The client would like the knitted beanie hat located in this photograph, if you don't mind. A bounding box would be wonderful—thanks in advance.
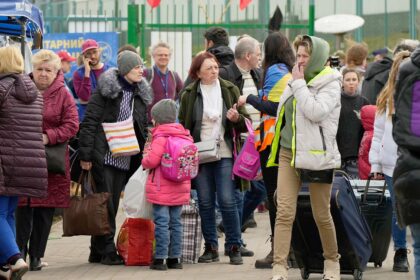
[117,50,143,76]
[151,99,177,124]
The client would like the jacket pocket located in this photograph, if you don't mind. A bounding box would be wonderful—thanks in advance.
[319,126,326,152]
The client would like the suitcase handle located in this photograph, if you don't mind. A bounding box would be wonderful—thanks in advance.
[362,175,386,204]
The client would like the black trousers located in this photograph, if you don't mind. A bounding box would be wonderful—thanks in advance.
[15,206,55,258]
[90,165,127,255]
[259,148,278,236]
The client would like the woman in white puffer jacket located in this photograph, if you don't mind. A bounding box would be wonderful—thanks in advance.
[369,50,411,273]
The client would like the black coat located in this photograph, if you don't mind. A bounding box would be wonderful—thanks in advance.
[79,68,153,181]
[219,62,262,93]
[392,47,420,226]
[361,57,392,104]
[393,149,420,226]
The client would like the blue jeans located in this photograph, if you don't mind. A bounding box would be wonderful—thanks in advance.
[153,204,183,259]
[193,158,241,248]
[385,175,407,249]
[0,196,19,265]
[242,180,267,224]
[411,223,420,280]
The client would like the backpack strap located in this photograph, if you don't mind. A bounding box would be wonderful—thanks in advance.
[144,68,154,84]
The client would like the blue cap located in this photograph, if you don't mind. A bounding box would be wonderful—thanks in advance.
[372,48,388,56]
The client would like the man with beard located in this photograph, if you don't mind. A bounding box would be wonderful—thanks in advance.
[73,39,110,121]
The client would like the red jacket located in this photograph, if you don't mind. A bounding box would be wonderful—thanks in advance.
[20,71,79,208]
[358,105,376,179]
[141,123,191,206]
[0,74,48,198]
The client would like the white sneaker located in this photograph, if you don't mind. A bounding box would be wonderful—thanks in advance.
[9,258,29,280]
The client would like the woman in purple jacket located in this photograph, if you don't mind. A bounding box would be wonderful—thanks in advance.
[0,46,48,280]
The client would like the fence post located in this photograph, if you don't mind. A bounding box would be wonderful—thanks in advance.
[355,0,363,42]
[140,5,146,61]
[409,0,417,39]
[127,4,140,50]
[308,0,315,35]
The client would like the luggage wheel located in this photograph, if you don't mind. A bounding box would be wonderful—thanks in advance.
[353,269,363,280]
[300,268,309,280]
[374,262,382,268]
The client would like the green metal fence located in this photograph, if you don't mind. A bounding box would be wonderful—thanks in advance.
[126,2,314,79]
[37,0,420,63]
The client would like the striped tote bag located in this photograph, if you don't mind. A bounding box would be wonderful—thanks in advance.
[102,116,140,157]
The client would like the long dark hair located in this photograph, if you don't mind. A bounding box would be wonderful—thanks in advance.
[262,31,295,84]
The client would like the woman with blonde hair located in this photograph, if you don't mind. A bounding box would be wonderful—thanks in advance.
[369,50,412,273]
[15,49,79,272]
[0,46,47,280]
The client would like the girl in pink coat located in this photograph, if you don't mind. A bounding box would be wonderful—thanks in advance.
[141,99,192,271]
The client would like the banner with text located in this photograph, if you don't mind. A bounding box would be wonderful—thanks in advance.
[43,32,119,76]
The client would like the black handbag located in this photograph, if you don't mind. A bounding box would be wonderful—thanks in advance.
[45,142,67,175]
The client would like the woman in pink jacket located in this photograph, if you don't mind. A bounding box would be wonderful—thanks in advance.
[141,99,192,271]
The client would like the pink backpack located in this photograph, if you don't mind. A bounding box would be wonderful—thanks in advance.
[160,136,199,182]
[233,119,260,180]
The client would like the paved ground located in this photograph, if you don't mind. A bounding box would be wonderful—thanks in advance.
[24,207,415,280]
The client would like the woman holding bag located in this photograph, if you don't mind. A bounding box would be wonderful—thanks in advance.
[16,50,79,272]
[178,51,250,265]
[78,51,152,265]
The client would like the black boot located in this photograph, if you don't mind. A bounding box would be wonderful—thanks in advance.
[150,259,167,271]
[198,244,219,263]
[228,245,243,265]
[167,258,183,269]
[393,248,409,272]
[100,252,124,265]
[241,213,257,232]
[255,236,273,269]
[88,247,102,263]
[29,256,42,271]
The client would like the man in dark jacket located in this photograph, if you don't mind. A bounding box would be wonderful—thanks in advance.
[184,27,234,88]
[362,39,419,105]
[218,35,263,259]
[204,27,234,67]
[393,45,420,280]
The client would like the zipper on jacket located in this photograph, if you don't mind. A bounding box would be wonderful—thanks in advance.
[319,126,327,152]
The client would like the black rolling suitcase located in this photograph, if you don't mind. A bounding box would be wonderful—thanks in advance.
[291,173,372,280]
[351,178,392,267]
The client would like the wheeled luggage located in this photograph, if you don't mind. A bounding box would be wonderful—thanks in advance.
[181,199,202,263]
[292,173,372,280]
[351,179,392,267]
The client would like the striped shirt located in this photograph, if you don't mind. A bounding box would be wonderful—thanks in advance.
[104,89,134,170]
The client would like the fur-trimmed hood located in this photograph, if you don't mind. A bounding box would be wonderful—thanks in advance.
[97,67,153,105]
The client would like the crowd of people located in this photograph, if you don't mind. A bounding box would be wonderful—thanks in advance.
[0,25,420,280]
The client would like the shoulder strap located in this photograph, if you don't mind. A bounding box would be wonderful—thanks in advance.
[144,68,154,83]
[170,70,177,91]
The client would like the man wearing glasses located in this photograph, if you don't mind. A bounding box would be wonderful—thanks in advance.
[73,39,110,121]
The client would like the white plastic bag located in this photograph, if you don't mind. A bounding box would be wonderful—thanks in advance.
[122,165,153,219]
